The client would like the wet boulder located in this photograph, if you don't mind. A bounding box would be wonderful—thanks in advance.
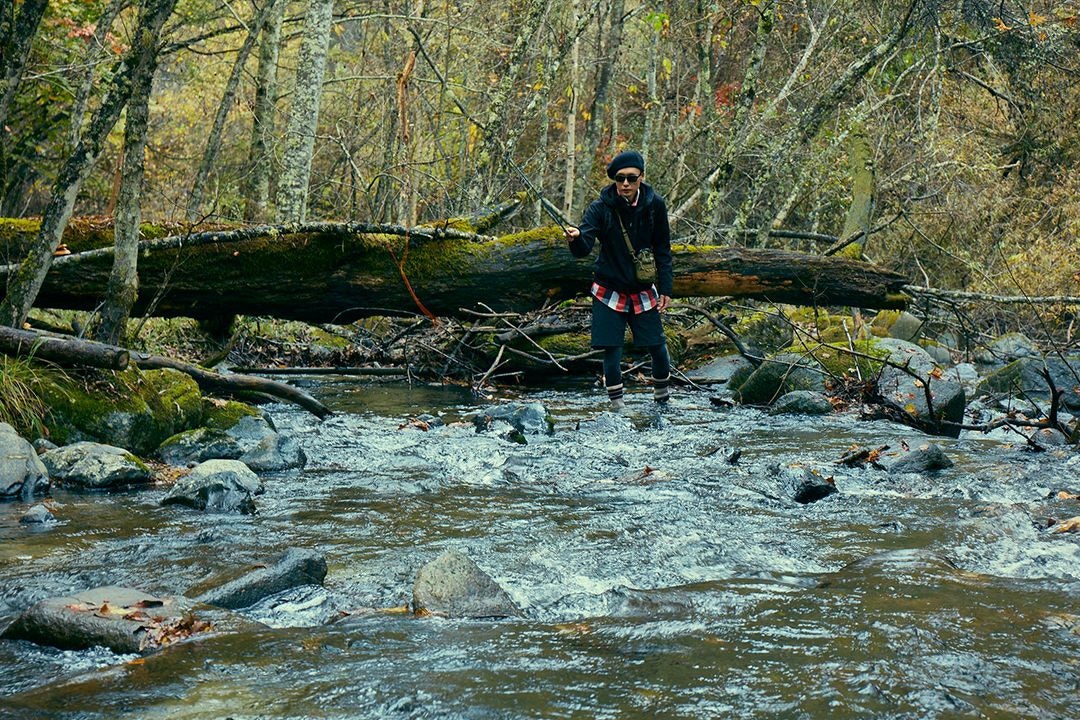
[871,309,924,342]
[0,585,239,655]
[974,332,1040,368]
[160,459,263,514]
[19,503,57,525]
[470,402,554,437]
[188,548,328,610]
[779,465,839,504]
[731,352,827,405]
[0,422,50,501]
[155,427,243,467]
[975,355,1080,410]
[882,443,954,474]
[769,390,834,416]
[413,550,521,619]
[874,339,965,438]
[40,442,153,491]
[690,354,755,385]
[225,414,306,472]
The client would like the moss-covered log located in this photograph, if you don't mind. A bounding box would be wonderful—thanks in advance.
[1,218,909,323]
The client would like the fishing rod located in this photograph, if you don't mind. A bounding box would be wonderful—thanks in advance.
[504,155,573,234]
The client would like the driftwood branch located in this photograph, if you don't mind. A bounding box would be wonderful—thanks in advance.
[0,325,330,419]
[132,353,332,419]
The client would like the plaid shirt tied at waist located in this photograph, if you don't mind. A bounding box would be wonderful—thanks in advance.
[591,281,659,314]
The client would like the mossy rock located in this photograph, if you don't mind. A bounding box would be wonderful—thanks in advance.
[870,310,924,342]
[799,339,889,379]
[732,309,793,355]
[203,400,261,431]
[732,352,828,405]
[41,368,204,455]
[785,307,857,348]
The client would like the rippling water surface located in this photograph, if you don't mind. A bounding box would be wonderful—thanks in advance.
[1,380,1078,719]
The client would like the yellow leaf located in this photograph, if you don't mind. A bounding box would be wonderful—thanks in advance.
[1028,12,1047,26]
[993,17,1012,31]
[1052,516,1080,533]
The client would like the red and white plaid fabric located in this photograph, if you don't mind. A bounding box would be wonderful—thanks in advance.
[591,281,658,315]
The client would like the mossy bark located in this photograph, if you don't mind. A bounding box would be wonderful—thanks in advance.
[1,219,910,323]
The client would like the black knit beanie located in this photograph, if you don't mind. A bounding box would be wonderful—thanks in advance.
[606,150,645,179]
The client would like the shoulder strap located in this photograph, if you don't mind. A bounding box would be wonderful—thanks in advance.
[614,212,637,256]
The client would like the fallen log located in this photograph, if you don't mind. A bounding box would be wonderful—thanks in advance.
[0,325,330,418]
[1,219,910,323]
[0,325,129,370]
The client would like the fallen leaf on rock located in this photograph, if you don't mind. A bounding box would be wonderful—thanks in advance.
[1057,491,1079,501]
[1052,516,1080,533]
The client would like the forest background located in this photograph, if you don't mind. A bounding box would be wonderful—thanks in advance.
[1,0,1079,341]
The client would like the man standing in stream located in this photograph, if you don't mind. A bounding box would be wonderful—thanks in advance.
[565,150,674,410]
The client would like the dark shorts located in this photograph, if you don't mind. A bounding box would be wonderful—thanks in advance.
[591,298,665,348]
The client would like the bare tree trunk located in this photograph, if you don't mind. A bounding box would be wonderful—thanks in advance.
[0,0,178,329]
[187,0,281,222]
[0,0,47,130]
[242,0,285,222]
[0,0,49,201]
[475,0,549,202]
[573,0,625,211]
[836,121,875,254]
[96,36,160,345]
[274,0,335,224]
[562,3,580,215]
[67,0,129,150]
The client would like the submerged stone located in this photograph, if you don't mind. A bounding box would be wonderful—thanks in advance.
[769,390,834,416]
[470,402,554,436]
[189,548,328,610]
[413,550,521,619]
[19,503,56,525]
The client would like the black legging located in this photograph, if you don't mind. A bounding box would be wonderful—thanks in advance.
[603,344,671,388]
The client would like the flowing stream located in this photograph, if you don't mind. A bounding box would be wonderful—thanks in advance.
[1,380,1079,719]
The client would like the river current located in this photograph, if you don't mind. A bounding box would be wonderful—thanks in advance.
[1,380,1078,719]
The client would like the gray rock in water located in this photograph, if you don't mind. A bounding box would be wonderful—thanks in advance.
[2,586,196,654]
[471,402,553,436]
[974,332,1040,368]
[732,352,827,405]
[883,443,954,474]
[19,503,57,525]
[160,459,263,514]
[779,466,839,504]
[240,433,307,472]
[226,415,306,471]
[690,354,755,385]
[41,442,153,490]
[769,390,834,416]
[156,427,243,466]
[0,423,50,501]
[189,548,328,610]
[976,355,1080,410]
[874,339,965,438]
[413,550,521,618]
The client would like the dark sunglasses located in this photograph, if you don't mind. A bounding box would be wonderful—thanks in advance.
[614,173,641,184]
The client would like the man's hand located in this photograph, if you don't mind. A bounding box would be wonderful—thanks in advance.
[658,294,671,312]
[565,226,580,242]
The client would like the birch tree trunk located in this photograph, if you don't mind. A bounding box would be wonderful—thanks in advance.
[274,0,335,225]
[243,0,285,222]
[67,0,128,150]
[0,0,49,201]
[573,0,625,211]
[96,35,159,345]
[0,0,178,329]
[562,2,579,215]
[187,0,281,222]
